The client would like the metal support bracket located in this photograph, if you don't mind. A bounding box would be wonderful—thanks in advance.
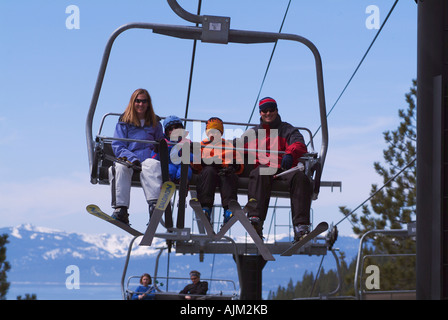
[167,0,230,44]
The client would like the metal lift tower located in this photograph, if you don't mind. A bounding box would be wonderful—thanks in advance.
[416,0,448,300]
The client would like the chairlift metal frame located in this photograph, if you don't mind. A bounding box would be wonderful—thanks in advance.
[86,0,329,184]
[86,0,336,300]
[354,227,416,300]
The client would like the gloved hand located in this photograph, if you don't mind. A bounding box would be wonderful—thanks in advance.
[281,154,293,170]
[218,164,240,176]
[132,160,142,172]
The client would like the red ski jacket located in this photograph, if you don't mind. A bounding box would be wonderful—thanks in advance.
[236,115,307,168]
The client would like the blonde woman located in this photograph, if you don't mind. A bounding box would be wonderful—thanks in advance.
[109,89,164,225]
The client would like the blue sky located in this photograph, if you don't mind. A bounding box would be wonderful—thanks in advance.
[0,0,417,238]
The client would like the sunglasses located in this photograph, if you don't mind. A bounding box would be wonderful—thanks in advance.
[260,108,277,114]
[135,98,148,104]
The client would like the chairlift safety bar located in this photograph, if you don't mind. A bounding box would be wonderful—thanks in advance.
[95,112,317,154]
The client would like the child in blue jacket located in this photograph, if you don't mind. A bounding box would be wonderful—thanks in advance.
[151,115,193,183]
[131,273,156,300]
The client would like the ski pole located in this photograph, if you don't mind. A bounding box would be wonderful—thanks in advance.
[273,162,304,179]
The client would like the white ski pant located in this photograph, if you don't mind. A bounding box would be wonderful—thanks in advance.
[109,158,162,208]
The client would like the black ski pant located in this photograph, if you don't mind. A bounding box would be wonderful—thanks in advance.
[247,165,312,226]
[196,165,238,210]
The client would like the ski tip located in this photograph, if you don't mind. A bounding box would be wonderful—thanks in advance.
[320,221,329,230]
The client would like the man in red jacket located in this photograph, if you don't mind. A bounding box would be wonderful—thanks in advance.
[240,97,312,242]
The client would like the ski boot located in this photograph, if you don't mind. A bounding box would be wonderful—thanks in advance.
[248,216,263,239]
[202,207,212,223]
[293,224,310,243]
[147,200,157,225]
[223,209,233,224]
[111,206,130,225]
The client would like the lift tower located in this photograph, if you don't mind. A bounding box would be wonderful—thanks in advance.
[416,0,448,300]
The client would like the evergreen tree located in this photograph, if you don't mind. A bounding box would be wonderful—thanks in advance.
[0,234,11,300]
[16,294,37,300]
[339,79,416,237]
[269,80,417,299]
[339,79,417,292]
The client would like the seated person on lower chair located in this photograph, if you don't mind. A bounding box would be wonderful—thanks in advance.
[179,270,208,300]
[191,117,244,225]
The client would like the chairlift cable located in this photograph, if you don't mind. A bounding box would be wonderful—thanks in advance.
[311,0,399,141]
[183,0,202,127]
[246,0,293,128]
[334,157,415,228]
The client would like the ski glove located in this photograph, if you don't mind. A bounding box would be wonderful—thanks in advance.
[281,154,293,170]
[132,160,142,172]
[218,164,240,176]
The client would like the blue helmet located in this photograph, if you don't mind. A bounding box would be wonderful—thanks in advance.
[163,115,183,133]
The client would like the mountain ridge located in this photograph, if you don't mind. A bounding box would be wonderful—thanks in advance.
[1,224,359,299]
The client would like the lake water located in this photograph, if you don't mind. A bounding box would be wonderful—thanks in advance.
[7,282,123,300]
[7,282,244,300]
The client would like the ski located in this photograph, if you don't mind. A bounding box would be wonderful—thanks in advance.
[86,204,143,237]
[189,198,215,236]
[176,163,190,229]
[140,181,176,246]
[280,222,329,256]
[227,200,275,261]
[215,198,257,240]
[159,138,173,229]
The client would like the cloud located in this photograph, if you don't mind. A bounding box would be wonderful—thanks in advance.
[329,116,397,142]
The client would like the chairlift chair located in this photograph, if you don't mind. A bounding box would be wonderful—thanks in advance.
[86,0,340,300]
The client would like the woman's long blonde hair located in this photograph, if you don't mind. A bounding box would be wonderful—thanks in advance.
[120,88,157,127]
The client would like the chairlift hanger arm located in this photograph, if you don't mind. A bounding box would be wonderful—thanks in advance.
[167,0,203,24]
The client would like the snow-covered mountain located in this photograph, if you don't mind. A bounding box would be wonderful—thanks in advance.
[8,223,161,259]
[1,224,359,299]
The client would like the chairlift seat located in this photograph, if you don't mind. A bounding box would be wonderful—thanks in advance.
[152,292,235,300]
